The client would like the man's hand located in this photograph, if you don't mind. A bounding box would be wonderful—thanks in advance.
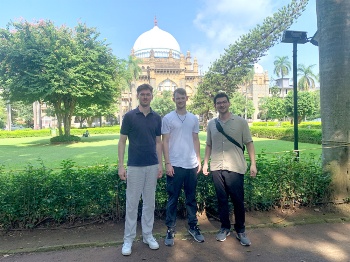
[157,164,163,179]
[118,166,126,180]
[197,161,202,174]
[250,164,257,177]
[202,163,209,176]
[165,163,174,177]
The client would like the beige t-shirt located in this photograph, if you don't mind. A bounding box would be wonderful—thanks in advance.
[206,114,252,174]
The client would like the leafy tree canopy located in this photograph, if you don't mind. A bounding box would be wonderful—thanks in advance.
[192,0,308,117]
[229,92,255,119]
[151,90,174,117]
[0,19,122,136]
[285,91,317,122]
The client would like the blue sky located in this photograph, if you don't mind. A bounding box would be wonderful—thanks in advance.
[1,0,318,84]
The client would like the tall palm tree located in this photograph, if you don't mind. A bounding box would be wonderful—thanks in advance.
[297,64,318,90]
[317,0,350,200]
[273,56,291,79]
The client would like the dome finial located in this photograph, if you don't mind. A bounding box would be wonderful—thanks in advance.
[154,16,158,26]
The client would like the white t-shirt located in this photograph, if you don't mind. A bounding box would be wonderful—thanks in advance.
[161,111,199,169]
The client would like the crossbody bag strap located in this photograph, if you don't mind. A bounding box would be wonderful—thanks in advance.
[215,118,245,153]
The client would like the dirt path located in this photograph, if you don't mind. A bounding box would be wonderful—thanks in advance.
[2,223,350,262]
[1,205,350,261]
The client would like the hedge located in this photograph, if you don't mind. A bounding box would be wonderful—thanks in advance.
[0,126,121,139]
[0,153,330,229]
[250,126,322,144]
[252,121,321,129]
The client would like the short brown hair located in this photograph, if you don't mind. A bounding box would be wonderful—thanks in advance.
[173,87,186,97]
[137,84,153,95]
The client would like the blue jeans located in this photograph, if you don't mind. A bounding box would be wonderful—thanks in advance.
[211,170,245,233]
[165,166,198,229]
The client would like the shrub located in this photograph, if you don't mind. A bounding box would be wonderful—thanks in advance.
[0,126,121,139]
[250,126,322,144]
[0,154,331,229]
[50,135,81,144]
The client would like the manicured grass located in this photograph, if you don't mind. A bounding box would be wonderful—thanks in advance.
[0,133,322,171]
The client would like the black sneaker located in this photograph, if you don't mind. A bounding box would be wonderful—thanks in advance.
[188,226,205,242]
[165,228,175,246]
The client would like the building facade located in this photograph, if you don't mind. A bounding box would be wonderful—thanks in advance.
[120,18,202,116]
[237,64,270,121]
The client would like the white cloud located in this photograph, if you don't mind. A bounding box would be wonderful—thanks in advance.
[192,0,286,71]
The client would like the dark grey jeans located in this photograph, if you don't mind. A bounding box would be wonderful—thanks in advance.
[165,166,198,229]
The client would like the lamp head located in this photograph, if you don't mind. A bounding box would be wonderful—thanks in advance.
[281,30,308,44]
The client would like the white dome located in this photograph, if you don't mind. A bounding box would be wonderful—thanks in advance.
[254,63,264,74]
[133,25,181,59]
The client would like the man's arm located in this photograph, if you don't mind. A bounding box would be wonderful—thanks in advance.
[246,141,257,177]
[192,132,202,174]
[202,144,212,176]
[156,135,163,179]
[118,134,128,180]
[162,133,174,177]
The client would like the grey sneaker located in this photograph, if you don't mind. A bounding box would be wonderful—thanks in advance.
[165,228,175,246]
[236,232,251,246]
[216,228,231,241]
[188,226,205,242]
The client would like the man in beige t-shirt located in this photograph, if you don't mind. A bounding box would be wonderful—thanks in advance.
[203,92,257,246]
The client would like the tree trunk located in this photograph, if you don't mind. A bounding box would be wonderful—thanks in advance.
[317,0,350,201]
[53,103,63,136]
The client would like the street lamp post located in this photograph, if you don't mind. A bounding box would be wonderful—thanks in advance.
[281,30,308,159]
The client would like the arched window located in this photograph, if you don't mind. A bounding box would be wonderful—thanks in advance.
[158,79,177,92]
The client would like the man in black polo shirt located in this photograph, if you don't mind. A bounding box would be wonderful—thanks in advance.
[118,84,163,256]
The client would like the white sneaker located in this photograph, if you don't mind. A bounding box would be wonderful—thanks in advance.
[143,236,159,250]
[121,242,132,256]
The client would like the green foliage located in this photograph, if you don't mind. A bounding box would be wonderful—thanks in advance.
[253,121,285,127]
[0,161,121,229]
[0,101,6,129]
[252,121,321,129]
[274,56,291,78]
[0,128,51,138]
[245,153,331,210]
[259,96,286,120]
[285,91,318,122]
[0,153,331,229]
[151,90,174,117]
[9,101,34,127]
[192,0,309,112]
[0,20,122,137]
[50,135,81,144]
[250,126,322,144]
[229,92,255,118]
[0,126,121,138]
[297,64,318,90]
[299,121,321,129]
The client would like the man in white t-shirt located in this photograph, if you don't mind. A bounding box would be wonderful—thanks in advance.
[162,87,204,246]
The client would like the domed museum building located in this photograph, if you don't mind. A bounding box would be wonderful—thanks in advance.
[120,18,202,115]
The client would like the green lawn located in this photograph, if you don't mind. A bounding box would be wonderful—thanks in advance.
[0,133,322,171]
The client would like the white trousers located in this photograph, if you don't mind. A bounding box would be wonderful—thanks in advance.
[124,164,158,243]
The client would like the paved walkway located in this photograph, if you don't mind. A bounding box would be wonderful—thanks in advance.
[1,210,350,262]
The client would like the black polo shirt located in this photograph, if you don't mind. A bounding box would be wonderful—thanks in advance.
[120,107,161,166]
